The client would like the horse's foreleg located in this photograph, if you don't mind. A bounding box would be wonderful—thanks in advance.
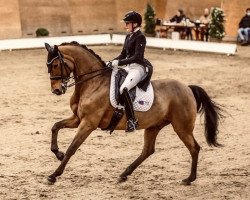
[48,119,93,184]
[51,115,80,161]
[119,127,160,182]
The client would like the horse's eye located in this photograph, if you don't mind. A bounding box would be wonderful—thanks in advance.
[53,64,58,68]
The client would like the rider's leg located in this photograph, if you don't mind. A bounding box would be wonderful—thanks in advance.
[119,66,145,94]
[122,87,138,132]
[119,66,145,132]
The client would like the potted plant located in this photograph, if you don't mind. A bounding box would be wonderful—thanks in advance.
[208,7,225,42]
[144,3,156,37]
[36,28,49,37]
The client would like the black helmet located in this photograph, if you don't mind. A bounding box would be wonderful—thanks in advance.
[122,11,142,26]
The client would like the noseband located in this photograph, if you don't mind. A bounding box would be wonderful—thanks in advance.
[47,50,111,89]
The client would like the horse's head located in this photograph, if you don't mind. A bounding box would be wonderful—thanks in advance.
[45,43,75,95]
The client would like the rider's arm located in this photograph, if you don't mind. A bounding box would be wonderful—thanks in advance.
[114,47,126,60]
[118,35,146,66]
[114,35,129,60]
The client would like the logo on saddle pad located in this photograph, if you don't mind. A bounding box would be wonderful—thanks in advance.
[138,100,150,106]
[110,69,154,112]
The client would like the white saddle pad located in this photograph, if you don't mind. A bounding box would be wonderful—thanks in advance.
[109,69,154,112]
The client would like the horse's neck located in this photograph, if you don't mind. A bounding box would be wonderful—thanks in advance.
[69,48,109,93]
[72,49,103,76]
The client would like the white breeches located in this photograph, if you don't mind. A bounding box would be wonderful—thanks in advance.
[119,63,146,94]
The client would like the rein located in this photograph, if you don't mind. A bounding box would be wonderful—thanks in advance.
[66,66,111,88]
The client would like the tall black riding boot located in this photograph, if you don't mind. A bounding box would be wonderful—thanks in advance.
[122,88,138,132]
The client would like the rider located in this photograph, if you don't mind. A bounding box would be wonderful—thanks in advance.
[110,11,153,132]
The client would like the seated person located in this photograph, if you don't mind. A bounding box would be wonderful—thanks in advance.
[238,8,250,45]
[194,8,211,41]
[184,17,193,40]
[170,9,186,39]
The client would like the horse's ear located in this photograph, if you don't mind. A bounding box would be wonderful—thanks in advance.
[45,43,52,52]
[54,45,59,52]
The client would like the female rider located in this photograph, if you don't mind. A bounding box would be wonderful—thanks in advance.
[110,11,153,132]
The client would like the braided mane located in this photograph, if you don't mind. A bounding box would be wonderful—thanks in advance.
[60,41,106,67]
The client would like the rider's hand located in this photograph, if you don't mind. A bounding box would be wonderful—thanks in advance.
[111,60,119,67]
[106,61,112,68]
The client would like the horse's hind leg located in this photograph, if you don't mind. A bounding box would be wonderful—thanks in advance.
[174,127,201,185]
[181,134,200,185]
[119,126,161,182]
[51,115,80,160]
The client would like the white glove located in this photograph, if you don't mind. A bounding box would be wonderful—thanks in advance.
[111,60,119,67]
[106,61,112,68]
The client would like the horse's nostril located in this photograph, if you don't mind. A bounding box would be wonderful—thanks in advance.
[53,89,62,95]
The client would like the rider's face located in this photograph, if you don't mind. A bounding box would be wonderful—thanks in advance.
[124,22,138,32]
[125,22,133,32]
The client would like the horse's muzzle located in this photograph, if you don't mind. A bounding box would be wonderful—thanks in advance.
[51,83,67,95]
[52,89,63,95]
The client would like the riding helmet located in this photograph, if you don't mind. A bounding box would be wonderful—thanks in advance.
[122,11,142,26]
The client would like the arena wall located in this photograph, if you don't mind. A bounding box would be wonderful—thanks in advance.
[0,0,249,40]
[19,0,72,37]
[0,1,21,39]
[69,0,117,35]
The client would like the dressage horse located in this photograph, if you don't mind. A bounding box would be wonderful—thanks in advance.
[45,42,223,185]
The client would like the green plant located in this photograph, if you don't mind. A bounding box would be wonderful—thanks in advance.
[36,28,49,37]
[208,7,225,39]
[144,3,156,35]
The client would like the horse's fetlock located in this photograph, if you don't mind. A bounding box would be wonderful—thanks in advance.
[51,147,59,153]
[144,149,155,156]
[150,149,155,155]
[51,125,59,132]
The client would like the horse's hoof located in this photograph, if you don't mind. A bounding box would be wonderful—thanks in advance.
[56,151,65,161]
[181,179,191,186]
[117,176,127,183]
[47,175,56,185]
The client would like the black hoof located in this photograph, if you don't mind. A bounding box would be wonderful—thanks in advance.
[117,176,127,183]
[56,151,65,161]
[181,179,191,186]
[47,175,56,184]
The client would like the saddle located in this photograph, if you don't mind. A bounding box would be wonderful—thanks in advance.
[115,61,153,105]
[103,66,154,134]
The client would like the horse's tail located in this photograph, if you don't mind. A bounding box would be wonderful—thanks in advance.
[189,85,223,147]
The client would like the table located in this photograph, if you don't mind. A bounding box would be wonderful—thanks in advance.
[156,22,194,39]
[156,22,206,40]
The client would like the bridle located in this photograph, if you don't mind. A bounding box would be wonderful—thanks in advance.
[46,50,111,90]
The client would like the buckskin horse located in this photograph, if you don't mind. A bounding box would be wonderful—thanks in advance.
[45,42,223,185]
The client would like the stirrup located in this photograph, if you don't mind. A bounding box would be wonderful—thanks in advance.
[125,119,138,132]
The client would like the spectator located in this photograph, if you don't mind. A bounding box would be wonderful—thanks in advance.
[170,9,185,23]
[194,8,211,41]
[170,9,186,39]
[184,17,193,40]
[238,8,250,45]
